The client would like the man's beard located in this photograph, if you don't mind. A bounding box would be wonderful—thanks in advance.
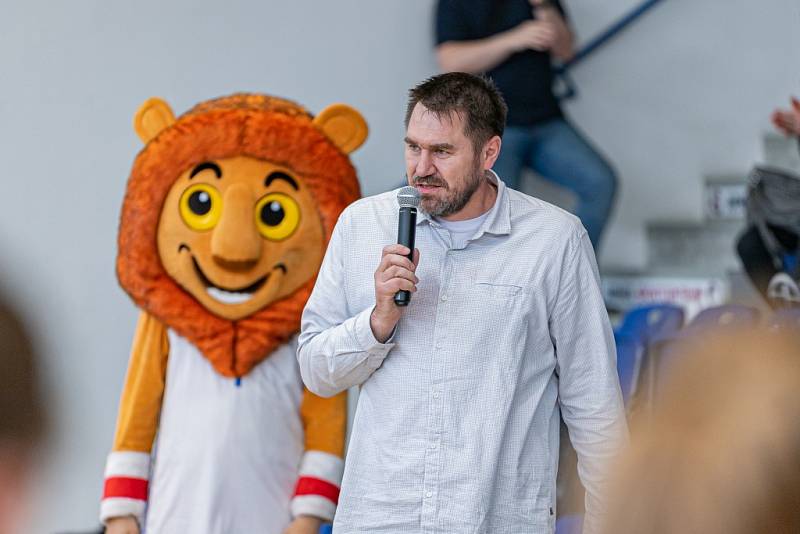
[413,164,485,218]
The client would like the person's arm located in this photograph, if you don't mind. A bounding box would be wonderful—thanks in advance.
[437,26,545,74]
[102,311,169,534]
[436,0,574,72]
[435,0,552,73]
[297,211,418,398]
[550,228,628,534]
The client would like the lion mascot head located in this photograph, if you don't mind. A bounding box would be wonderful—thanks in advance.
[117,93,365,377]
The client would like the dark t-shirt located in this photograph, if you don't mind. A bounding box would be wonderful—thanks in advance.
[436,0,566,126]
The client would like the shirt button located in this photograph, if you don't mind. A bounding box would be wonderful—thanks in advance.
[433,391,440,399]
[430,443,438,449]
[440,295,448,302]
[426,491,433,498]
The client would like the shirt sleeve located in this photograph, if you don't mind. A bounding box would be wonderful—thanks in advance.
[100,311,169,526]
[435,0,473,44]
[550,228,628,534]
[297,210,396,398]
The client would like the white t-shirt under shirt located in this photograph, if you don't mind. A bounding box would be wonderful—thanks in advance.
[432,210,490,249]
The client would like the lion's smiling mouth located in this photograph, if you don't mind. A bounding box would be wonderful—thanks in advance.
[179,244,286,305]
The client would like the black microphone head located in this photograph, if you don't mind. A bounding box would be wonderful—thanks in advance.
[397,186,420,209]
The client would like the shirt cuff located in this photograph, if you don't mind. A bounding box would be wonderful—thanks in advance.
[354,306,396,369]
[100,451,150,525]
[291,450,344,521]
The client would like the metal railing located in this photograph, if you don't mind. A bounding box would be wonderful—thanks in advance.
[556,0,668,100]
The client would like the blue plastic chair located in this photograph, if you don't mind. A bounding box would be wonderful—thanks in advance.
[615,303,684,344]
[319,524,333,534]
[615,332,644,407]
[615,304,684,409]
[555,514,583,534]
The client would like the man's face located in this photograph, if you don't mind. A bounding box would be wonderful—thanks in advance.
[404,103,484,218]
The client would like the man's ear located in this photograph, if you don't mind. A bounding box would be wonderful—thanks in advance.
[313,104,368,154]
[133,97,176,143]
[483,135,502,170]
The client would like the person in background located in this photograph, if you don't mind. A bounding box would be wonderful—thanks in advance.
[771,96,800,141]
[435,0,618,249]
[0,294,45,534]
[600,330,800,534]
[736,96,800,306]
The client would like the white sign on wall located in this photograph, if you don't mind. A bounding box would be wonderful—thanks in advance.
[602,275,730,320]
[705,182,747,220]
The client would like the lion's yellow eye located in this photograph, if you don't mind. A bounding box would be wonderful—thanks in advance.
[179,184,222,231]
[255,193,300,241]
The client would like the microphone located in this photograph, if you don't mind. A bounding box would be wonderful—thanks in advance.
[394,186,420,306]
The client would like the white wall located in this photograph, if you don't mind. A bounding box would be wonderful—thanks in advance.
[1,1,798,531]
[563,0,800,269]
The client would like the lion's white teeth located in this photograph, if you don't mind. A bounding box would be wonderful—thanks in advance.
[206,287,253,304]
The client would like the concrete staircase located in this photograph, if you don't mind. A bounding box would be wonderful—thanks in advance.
[603,133,800,318]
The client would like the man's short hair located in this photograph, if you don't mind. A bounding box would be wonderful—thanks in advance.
[405,72,508,153]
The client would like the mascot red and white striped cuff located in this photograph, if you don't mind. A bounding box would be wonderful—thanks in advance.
[100,451,150,525]
[291,450,344,521]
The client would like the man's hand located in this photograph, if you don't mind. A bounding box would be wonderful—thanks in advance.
[771,97,800,137]
[371,244,420,343]
[529,0,575,61]
[504,20,557,53]
[282,515,323,534]
[105,516,140,534]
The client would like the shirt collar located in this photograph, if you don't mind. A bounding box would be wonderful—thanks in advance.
[416,170,511,237]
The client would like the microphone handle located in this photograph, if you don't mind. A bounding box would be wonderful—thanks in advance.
[394,207,417,306]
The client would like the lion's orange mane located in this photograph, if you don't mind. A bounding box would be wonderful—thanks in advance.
[117,94,361,377]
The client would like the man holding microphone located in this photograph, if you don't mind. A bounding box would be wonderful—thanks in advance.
[298,72,626,533]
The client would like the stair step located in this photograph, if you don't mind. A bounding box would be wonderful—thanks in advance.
[646,220,746,276]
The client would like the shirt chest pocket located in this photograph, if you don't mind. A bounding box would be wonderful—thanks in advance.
[450,278,529,338]
[443,278,533,383]
[474,280,524,298]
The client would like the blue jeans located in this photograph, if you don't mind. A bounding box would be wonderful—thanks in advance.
[493,118,617,249]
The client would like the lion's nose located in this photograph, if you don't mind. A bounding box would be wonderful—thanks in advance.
[211,183,261,270]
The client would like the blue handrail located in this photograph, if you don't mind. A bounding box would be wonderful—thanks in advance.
[556,0,668,99]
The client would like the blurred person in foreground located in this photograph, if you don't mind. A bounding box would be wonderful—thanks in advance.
[601,329,800,534]
[435,0,618,249]
[0,294,45,534]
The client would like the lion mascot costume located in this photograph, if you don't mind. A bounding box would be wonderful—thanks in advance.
[99,94,366,533]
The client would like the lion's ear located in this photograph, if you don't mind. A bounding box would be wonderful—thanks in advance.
[312,104,368,154]
[133,97,176,143]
